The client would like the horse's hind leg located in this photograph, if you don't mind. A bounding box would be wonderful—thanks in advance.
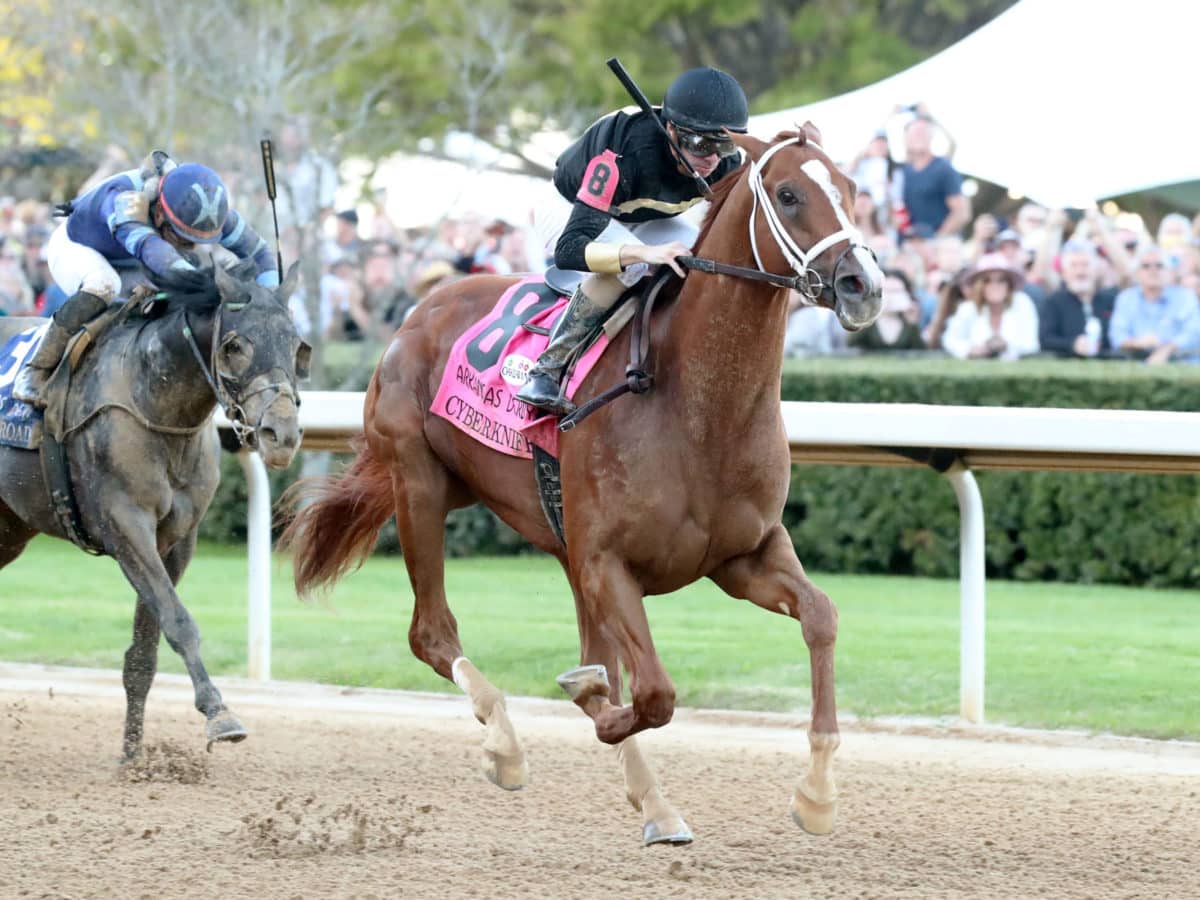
[390,445,528,790]
[558,585,692,845]
[708,524,840,835]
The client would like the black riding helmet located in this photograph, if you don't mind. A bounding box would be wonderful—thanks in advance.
[662,67,749,135]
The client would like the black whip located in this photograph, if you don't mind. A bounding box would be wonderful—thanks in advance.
[605,57,713,200]
[260,138,284,275]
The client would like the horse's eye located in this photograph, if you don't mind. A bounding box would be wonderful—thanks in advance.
[221,336,252,374]
[778,187,800,207]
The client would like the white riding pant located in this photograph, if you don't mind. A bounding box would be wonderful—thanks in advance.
[532,194,700,293]
[46,222,151,302]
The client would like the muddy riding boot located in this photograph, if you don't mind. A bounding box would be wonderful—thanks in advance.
[12,290,109,408]
[516,287,610,416]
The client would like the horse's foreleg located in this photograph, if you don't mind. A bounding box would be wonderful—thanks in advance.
[391,450,528,790]
[709,525,840,836]
[162,533,245,746]
[571,556,675,745]
[559,584,692,845]
[110,521,240,750]
[120,598,160,761]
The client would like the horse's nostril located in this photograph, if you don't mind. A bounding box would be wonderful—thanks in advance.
[836,275,865,298]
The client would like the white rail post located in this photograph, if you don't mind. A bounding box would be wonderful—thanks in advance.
[945,462,985,723]
[239,449,272,682]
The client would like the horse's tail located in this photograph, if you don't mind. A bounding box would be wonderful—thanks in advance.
[277,438,394,599]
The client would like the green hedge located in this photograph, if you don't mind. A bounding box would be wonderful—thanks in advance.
[203,355,1200,587]
[781,357,1200,587]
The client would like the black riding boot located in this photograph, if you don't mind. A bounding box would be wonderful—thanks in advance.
[12,290,109,408]
[516,287,610,416]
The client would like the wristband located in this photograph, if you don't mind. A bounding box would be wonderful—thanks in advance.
[584,242,624,274]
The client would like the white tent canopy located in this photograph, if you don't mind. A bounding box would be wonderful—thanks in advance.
[748,0,1199,208]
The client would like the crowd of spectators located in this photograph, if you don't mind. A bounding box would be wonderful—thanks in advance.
[284,205,541,344]
[787,104,1200,364]
[0,198,68,318]
[4,109,1200,366]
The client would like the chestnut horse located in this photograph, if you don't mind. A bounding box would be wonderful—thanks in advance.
[282,127,883,844]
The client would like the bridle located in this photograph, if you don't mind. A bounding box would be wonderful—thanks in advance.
[181,300,297,447]
[746,137,870,305]
[679,137,873,306]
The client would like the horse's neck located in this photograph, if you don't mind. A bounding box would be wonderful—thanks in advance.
[130,309,220,428]
[662,188,789,430]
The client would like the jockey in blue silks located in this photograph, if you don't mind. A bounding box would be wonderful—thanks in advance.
[13,151,279,407]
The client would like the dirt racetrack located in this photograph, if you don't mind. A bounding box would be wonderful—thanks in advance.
[1,662,1197,899]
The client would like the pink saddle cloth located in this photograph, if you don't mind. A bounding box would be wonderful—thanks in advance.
[431,276,611,459]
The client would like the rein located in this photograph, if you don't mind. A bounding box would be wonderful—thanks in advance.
[679,255,810,292]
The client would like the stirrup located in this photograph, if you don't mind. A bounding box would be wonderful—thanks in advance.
[517,371,575,415]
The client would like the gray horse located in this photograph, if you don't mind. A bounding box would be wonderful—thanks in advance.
[0,260,307,759]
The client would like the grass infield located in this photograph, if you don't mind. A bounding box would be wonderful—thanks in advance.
[1,537,1196,739]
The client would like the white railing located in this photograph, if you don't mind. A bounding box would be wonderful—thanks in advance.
[218,394,1200,724]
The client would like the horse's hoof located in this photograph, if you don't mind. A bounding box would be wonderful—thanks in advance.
[643,818,694,846]
[791,789,836,835]
[204,710,248,749]
[482,750,529,791]
[555,664,609,702]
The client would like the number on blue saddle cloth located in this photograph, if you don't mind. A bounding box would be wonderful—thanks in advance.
[0,324,49,449]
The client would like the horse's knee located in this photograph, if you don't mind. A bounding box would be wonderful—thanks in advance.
[634,679,675,729]
[163,610,199,648]
[798,588,838,648]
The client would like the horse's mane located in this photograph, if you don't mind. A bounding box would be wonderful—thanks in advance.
[152,258,260,314]
[693,164,747,250]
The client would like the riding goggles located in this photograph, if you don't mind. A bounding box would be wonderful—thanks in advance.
[674,126,739,160]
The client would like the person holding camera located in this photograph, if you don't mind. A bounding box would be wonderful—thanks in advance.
[893,104,969,239]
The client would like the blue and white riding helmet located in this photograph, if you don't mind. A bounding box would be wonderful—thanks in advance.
[158,163,229,244]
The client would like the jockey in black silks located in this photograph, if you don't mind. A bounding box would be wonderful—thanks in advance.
[13,152,278,408]
[516,66,749,416]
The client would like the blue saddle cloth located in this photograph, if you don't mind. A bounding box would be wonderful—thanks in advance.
[0,324,49,450]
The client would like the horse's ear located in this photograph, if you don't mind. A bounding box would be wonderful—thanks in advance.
[275,262,301,308]
[798,120,823,147]
[295,340,312,381]
[730,132,770,163]
[213,262,241,303]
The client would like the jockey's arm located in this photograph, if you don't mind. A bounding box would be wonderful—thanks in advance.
[108,190,199,282]
[219,210,280,287]
[554,201,621,273]
[555,202,689,279]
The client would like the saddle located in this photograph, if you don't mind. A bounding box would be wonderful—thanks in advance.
[32,299,135,555]
[530,267,678,546]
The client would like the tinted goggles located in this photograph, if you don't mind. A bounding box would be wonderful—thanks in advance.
[674,127,739,159]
